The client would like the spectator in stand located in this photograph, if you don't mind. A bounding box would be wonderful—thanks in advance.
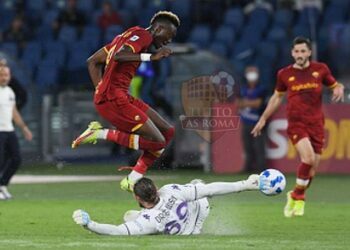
[3,16,31,49]
[98,1,123,31]
[53,0,87,36]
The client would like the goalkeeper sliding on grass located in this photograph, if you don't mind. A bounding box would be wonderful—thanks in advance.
[72,175,268,235]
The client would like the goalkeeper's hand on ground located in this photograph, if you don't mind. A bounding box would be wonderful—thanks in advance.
[72,209,91,226]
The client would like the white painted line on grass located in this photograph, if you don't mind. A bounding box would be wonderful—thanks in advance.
[10,175,174,184]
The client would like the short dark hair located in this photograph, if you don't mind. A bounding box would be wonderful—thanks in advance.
[150,11,180,28]
[134,177,158,203]
[293,36,312,50]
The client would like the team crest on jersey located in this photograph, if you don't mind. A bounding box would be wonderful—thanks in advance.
[134,115,141,121]
[288,76,295,82]
[312,71,319,78]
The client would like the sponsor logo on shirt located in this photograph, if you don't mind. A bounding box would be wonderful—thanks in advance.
[291,82,318,91]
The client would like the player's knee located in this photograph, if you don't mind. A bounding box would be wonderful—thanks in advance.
[302,152,315,165]
[154,134,166,145]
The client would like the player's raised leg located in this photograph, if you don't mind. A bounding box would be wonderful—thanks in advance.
[122,108,175,191]
[284,137,316,217]
[71,97,168,153]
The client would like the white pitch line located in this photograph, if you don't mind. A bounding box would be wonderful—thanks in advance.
[10,175,174,184]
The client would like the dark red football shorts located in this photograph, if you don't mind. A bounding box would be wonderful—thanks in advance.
[287,121,325,154]
[94,92,149,133]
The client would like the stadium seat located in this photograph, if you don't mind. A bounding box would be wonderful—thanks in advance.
[77,0,96,15]
[36,24,55,41]
[42,41,66,66]
[277,43,294,68]
[81,25,101,50]
[322,5,347,27]
[210,42,229,58]
[223,8,244,33]
[146,0,167,10]
[248,7,271,32]
[58,25,78,44]
[213,25,236,49]
[122,0,143,11]
[232,40,255,65]
[169,0,191,20]
[339,25,350,55]
[42,10,59,26]
[266,26,287,46]
[297,7,320,26]
[0,9,15,30]
[104,25,124,44]
[292,25,311,38]
[239,25,262,48]
[188,25,212,49]
[0,42,18,58]
[35,63,59,89]
[230,58,246,75]
[21,42,42,69]
[256,41,278,62]
[67,42,91,71]
[27,0,46,12]
[273,9,293,29]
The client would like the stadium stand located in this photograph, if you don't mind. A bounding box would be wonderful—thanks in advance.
[0,0,349,94]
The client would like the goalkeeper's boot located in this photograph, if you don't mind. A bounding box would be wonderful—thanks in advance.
[120,177,135,192]
[293,200,305,216]
[284,191,296,218]
[72,121,103,148]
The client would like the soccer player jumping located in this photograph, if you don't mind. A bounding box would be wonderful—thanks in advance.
[251,37,344,217]
[72,11,180,191]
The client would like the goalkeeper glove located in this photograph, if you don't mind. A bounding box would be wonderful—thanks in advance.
[72,209,91,226]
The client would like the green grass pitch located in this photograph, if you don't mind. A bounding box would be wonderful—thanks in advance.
[1,166,350,250]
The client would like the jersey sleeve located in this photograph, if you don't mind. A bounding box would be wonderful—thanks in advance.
[275,69,287,94]
[124,29,153,53]
[159,184,198,202]
[123,213,159,235]
[103,37,117,54]
[321,63,337,88]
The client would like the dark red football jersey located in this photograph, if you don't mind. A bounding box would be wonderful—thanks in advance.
[95,26,153,103]
[275,61,337,123]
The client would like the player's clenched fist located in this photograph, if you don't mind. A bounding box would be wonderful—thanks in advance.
[151,47,172,61]
[72,209,91,226]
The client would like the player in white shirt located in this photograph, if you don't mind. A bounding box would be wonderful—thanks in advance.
[72,174,268,235]
[0,65,32,200]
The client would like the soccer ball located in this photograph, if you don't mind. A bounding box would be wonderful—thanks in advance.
[259,169,286,196]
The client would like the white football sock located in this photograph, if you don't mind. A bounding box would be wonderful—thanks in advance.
[96,129,108,139]
[128,170,143,183]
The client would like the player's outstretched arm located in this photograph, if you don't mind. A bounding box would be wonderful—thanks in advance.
[72,209,157,236]
[251,91,284,137]
[114,46,172,63]
[194,175,268,200]
[87,48,108,88]
[73,209,132,235]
